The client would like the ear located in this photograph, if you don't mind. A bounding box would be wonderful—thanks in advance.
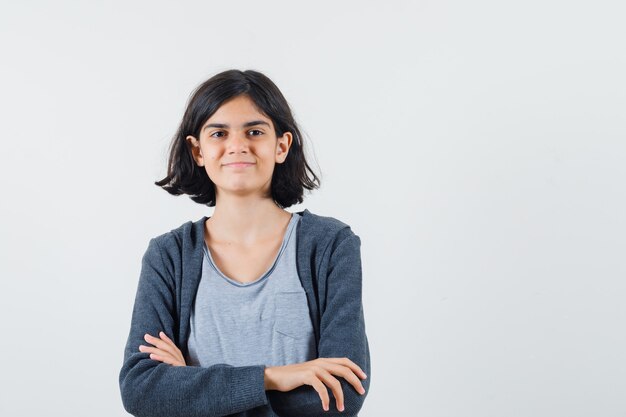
[186,135,204,166]
[275,132,293,164]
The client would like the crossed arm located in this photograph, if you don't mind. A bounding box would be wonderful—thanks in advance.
[119,234,370,417]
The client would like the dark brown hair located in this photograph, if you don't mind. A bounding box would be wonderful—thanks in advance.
[155,69,320,208]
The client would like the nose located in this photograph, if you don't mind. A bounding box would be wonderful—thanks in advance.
[226,131,249,154]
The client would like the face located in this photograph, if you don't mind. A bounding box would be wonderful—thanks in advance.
[186,94,293,200]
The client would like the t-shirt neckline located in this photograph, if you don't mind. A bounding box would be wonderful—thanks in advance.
[202,212,300,287]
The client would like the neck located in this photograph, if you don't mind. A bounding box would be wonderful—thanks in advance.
[206,194,291,245]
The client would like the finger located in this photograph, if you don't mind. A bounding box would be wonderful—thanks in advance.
[139,346,183,366]
[149,353,175,365]
[139,345,173,360]
[315,358,367,392]
[159,331,175,345]
[317,369,344,412]
[144,333,178,358]
[157,332,185,362]
[324,357,367,379]
[308,375,330,412]
[324,363,366,395]
[156,332,185,364]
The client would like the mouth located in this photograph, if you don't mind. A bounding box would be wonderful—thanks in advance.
[223,162,255,168]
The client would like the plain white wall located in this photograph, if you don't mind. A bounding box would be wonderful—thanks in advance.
[1,0,625,416]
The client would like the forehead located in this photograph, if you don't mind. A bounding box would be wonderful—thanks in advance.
[206,95,270,123]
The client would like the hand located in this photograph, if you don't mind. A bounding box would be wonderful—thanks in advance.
[138,331,187,367]
[264,358,367,412]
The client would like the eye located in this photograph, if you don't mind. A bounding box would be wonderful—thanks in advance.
[249,129,263,136]
[210,131,225,138]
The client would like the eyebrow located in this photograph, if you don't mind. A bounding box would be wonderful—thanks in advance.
[202,120,270,131]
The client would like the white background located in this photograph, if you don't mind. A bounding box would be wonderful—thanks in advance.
[1,1,625,416]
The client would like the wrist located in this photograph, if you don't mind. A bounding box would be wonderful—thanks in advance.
[264,366,274,391]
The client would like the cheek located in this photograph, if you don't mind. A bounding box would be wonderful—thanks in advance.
[203,148,220,161]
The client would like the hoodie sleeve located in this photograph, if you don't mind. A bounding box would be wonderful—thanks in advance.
[118,238,269,417]
[267,232,371,417]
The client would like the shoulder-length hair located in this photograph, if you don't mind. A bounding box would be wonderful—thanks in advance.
[155,69,321,208]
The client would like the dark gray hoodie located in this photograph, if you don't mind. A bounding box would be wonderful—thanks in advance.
[119,208,371,417]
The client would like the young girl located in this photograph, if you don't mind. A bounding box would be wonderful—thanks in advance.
[119,69,371,417]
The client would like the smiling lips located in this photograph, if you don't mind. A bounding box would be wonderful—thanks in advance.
[224,162,255,168]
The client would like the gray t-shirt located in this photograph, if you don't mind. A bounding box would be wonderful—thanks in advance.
[187,212,317,368]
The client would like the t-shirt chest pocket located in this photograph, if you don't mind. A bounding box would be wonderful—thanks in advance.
[273,291,314,339]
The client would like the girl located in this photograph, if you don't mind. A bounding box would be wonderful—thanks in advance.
[119,69,371,417]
